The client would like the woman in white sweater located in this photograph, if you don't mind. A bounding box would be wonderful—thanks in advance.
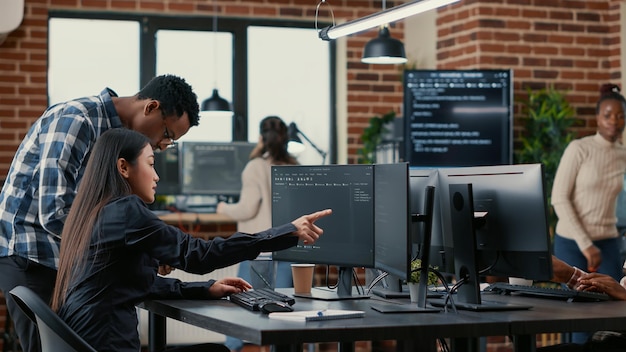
[217,116,298,352]
[551,84,626,344]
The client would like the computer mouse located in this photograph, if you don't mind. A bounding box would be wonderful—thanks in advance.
[259,301,294,314]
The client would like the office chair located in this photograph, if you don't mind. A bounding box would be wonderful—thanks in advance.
[8,286,97,352]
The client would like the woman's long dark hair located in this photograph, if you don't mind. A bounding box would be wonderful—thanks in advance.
[51,128,151,311]
[250,116,297,165]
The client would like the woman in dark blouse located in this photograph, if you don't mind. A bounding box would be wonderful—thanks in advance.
[49,128,331,352]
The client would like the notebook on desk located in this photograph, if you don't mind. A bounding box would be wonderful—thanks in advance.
[268,309,365,321]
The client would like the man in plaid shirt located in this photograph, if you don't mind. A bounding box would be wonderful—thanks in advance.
[0,74,200,352]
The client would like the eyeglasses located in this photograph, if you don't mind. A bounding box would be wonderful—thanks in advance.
[162,125,177,149]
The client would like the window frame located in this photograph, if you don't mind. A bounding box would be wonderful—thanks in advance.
[48,10,337,163]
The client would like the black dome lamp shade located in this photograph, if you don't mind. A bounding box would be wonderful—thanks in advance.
[361,26,407,65]
[201,88,231,113]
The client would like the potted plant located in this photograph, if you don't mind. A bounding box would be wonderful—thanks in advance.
[407,258,439,302]
[515,85,576,234]
[357,111,396,164]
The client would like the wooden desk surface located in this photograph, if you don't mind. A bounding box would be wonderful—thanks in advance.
[158,212,235,225]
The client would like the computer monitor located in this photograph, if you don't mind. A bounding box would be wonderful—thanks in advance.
[180,141,256,197]
[154,146,181,196]
[435,163,552,311]
[373,163,411,281]
[371,168,443,298]
[271,163,410,301]
[408,168,455,275]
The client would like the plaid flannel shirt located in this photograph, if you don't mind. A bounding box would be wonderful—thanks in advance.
[0,88,123,269]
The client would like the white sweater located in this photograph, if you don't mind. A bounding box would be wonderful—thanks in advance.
[551,133,626,251]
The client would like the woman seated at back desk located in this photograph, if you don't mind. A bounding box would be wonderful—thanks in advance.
[49,128,332,352]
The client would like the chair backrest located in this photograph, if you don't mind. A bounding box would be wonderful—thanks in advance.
[9,286,97,352]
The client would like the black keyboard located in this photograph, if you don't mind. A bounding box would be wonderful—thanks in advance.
[484,282,610,302]
[229,288,296,311]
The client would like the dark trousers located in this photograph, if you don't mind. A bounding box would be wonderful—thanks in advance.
[0,256,57,352]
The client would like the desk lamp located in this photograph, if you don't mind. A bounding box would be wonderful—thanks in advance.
[287,122,328,165]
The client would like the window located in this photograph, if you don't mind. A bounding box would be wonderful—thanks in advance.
[156,30,233,143]
[48,18,140,104]
[47,13,335,163]
[248,26,331,165]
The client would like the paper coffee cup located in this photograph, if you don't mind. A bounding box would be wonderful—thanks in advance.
[291,264,315,294]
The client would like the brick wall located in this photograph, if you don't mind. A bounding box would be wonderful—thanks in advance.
[0,1,622,351]
[0,0,407,173]
[2,0,621,171]
[437,0,622,141]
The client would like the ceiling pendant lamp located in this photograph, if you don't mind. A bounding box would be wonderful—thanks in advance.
[318,0,460,41]
[361,25,407,64]
[201,0,232,115]
[201,88,231,112]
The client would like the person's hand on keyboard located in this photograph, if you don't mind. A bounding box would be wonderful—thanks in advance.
[578,272,626,301]
[290,209,332,244]
[208,277,252,298]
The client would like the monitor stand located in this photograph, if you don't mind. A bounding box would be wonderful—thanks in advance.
[428,297,531,312]
[371,286,443,300]
[293,267,370,301]
[438,183,532,312]
[370,186,441,314]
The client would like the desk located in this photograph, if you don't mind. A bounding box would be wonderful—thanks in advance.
[479,293,626,351]
[157,212,236,239]
[140,290,626,352]
[140,290,510,352]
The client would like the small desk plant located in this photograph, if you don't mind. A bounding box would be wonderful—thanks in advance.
[407,258,439,302]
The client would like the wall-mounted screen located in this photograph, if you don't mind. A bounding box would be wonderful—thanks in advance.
[403,69,512,167]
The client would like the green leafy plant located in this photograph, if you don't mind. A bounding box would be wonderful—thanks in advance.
[515,86,576,232]
[408,258,439,285]
[357,111,396,164]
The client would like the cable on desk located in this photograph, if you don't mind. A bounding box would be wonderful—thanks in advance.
[436,253,499,313]
[324,265,338,290]
[365,270,389,295]
[250,264,272,288]
[321,266,366,295]
[432,268,458,314]
[352,268,366,295]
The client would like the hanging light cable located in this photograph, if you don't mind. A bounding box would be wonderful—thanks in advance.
[201,0,232,115]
